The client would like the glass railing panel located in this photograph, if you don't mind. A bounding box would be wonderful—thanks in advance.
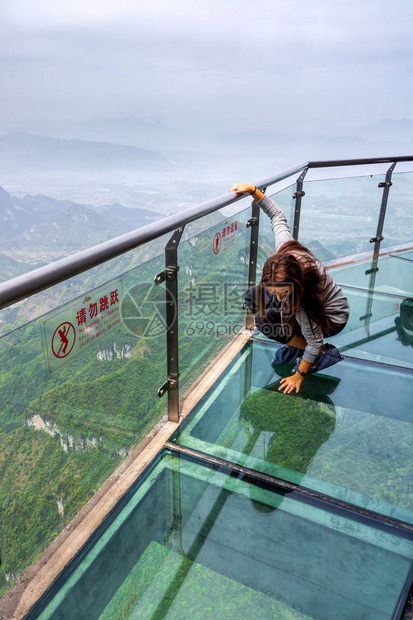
[327,287,413,369]
[0,234,170,336]
[255,184,295,314]
[177,208,250,394]
[330,255,413,297]
[242,254,413,350]
[250,284,409,351]
[296,175,385,261]
[174,340,413,525]
[392,250,413,261]
[0,251,168,593]
[259,184,295,260]
[31,450,413,620]
[383,172,413,247]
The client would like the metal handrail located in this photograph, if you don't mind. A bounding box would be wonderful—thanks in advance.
[0,162,307,310]
[1,155,412,310]
[308,155,413,168]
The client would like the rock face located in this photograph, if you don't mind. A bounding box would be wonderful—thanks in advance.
[96,342,132,361]
[57,496,65,518]
[26,414,102,453]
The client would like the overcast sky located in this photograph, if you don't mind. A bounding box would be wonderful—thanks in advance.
[1,0,413,135]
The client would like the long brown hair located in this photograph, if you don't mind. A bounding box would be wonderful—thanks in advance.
[257,240,330,334]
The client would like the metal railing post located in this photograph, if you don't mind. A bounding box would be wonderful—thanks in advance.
[292,168,308,240]
[370,162,397,255]
[246,192,264,289]
[155,227,184,423]
[363,162,397,333]
[245,189,265,332]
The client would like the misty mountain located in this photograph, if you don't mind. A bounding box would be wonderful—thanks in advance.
[0,133,170,173]
[220,130,321,145]
[219,129,368,162]
[325,118,413,143]
[221,118,413,156]
[0,185,162,250]
[362,119,413,143]
[0,186,81,236]
[0,252,31,282]
[75,117,173,149]
[0,186,85,242]
[96,203,166,229]
[25,204,131,249]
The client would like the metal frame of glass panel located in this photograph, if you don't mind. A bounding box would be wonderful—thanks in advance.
[24,446,413,620]
[1,154,413,618]
[1,156,412,423]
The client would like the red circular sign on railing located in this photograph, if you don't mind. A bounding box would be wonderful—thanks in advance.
[52,322,76,358]
[213,232,222,255]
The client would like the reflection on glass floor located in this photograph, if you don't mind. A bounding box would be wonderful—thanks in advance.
[328,254,413,369]
[331,254,413,297]
[174,339,413,525]
[26,251,413,619]
[327,288,413,369]
[33,452,413,620]
[252,254,413,369]
[331,314,413,369]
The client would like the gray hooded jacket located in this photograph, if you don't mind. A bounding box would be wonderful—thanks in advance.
[256,193,350,363]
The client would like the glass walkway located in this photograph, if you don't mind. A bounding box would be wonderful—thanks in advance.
[30,451,413,620]
[0,158,412,619]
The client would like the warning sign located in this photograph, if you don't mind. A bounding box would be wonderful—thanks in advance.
[41,279,123,373]
[52,322,76,358]
[211,219,239,259]
[213,232,222,255]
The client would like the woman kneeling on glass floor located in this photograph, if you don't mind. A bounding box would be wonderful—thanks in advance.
[229,184,350,395]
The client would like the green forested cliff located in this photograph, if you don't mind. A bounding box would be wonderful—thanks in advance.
[0,214,249,591]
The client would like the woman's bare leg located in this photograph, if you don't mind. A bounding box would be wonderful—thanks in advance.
[286,334,307,349]
[286,334,326,353]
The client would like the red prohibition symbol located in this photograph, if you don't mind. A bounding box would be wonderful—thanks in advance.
[213,232,222,255]
[52,322,76,358]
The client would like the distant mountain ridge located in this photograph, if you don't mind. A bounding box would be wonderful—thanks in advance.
[222,118,413,148]
[0,133,169,173]
[0,185,163,252]
[364,119,413,140]
[76,117,172,149]
[0,252,31,282]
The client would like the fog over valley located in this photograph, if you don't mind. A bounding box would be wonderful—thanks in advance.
[1,0,412,281]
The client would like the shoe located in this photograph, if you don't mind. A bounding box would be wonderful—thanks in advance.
[395,316,413,346]
[271,345,302,367]
[292,343,343,374]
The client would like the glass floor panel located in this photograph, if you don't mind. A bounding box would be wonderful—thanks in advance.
[31,451,413,620]
[330,255,413,297]
[174,340,413,525]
